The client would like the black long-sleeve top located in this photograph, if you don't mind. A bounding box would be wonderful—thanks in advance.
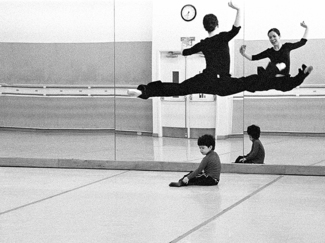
[182,25,241,76]
[252,38,307,75]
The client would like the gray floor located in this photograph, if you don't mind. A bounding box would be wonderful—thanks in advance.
[1,131,325,242]
[1,167,325,243]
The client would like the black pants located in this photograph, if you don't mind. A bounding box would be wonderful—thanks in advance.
[137,72,246,99]
[136,68,309,99]
[180,172,219,186]
[244,70,308,93]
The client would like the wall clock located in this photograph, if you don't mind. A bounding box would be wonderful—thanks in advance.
[181,4,197,22]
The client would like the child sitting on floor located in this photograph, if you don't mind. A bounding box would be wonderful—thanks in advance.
[235,124,265,164]
[169,134,221,187]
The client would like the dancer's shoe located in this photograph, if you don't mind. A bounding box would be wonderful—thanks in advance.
[304,66,313,75]
[127,89,142,97]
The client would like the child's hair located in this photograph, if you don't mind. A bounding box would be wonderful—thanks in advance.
[203,14,218,32]
[198,134,215,150]
[247,125,261,139]
[267,28,281,37]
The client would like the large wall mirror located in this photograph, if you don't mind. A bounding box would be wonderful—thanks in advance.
[242,0,325,168]
[115,0,325,171]
[0,0,323,173]
[0,0,116,163]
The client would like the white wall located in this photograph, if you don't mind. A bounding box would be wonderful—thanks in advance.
[2,0,321,43]
[115,0,152,42]
[0,0,152,43]
[244,0,325,40]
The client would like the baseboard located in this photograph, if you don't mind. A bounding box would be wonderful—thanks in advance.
[1,157,325,176]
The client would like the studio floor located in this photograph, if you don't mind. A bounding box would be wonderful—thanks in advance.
[1,130,325,242]
[1,167,325,243]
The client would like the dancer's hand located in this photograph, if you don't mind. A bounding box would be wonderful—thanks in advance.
[300,21,307,28]
[240,45,246,55]
[228,1,239,10]
[301,21,309,39]
[240,45,253,60]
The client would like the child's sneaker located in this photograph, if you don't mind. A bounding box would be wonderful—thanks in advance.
[169,181,186,187]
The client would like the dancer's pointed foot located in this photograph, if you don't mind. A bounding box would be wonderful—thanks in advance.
[127,89,142,97]
[304,66,313,75]
[299,64,311,75]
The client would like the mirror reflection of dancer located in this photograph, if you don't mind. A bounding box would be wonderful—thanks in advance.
[240,22,313,92]
[128,1,249,99]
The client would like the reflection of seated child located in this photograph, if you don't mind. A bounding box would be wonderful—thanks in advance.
[169,134,221,187]
[235,125,265,164]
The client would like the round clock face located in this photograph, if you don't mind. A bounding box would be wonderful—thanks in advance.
[181,4,197,22]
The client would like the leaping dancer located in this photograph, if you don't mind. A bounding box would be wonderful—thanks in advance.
[127,3,313,99]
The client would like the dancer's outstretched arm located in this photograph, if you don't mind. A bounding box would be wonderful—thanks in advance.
[239,45,252,61]
[301,21,309,39]
[228,1,241,27]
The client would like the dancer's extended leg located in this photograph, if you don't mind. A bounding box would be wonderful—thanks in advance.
[243,64,313,93]
[127,64,312,98]
[127,73,210,99]
[127,72,248,99]
[274,64,313,92]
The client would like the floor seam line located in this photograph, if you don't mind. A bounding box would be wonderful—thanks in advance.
[170,175,284,243]
[0,170,129,216]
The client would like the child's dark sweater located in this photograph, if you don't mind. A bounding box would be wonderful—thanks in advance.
[245,139,265,164]
[187,150,221,181]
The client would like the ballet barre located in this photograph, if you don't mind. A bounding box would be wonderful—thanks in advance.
[0,84,134,97]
